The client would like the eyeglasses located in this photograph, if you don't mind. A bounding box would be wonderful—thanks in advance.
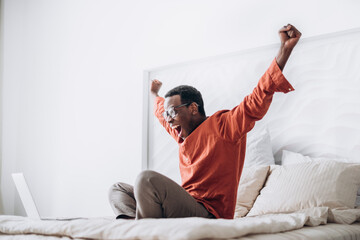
[163,102,192,120]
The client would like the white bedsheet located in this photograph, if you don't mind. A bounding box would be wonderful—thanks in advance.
[0,208,359,240]
[238,223,360,240]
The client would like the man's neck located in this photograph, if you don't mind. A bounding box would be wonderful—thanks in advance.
[189,115,208,135]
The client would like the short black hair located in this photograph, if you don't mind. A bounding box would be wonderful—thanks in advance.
[165,85,206,116]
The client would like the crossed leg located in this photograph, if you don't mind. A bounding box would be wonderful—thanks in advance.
[108,170,214,219]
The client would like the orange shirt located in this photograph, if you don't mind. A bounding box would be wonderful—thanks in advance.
[154,58,294,219]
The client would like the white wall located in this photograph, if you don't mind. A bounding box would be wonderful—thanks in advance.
[1,0,360,217]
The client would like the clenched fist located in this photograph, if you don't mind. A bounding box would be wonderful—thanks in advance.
[150,79,162,97]
[279,24,302,51]
[276,24,301,71]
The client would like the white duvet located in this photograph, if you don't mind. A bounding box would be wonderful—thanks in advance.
[0,207,359,240]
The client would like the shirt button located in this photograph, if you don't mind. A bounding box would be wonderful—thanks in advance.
[288,88,292,91]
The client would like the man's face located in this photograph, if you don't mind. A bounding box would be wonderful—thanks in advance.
[164,95,193,139]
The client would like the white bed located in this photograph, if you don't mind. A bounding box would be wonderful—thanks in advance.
[2,29,360,239]
[0,209,359,240]
[2,160,360,239]
[239,223,360,240]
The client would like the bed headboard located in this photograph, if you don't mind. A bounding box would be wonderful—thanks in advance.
[142,28,360,184]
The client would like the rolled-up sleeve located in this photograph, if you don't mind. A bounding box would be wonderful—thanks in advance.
[218,58,294,141]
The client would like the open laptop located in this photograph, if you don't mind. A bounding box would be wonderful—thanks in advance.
[12,173,85,221]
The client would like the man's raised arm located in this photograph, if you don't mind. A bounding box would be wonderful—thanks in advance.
[218,24,301,141]
[151,79,181,142]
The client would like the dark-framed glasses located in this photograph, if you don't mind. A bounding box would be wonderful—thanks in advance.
[163,102,192,119]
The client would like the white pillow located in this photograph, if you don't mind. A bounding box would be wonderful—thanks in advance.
[234,165,269,218]
[282,150,360,202]
[247,161,360,217]
[281,150,352,165]
[244,128,274,168]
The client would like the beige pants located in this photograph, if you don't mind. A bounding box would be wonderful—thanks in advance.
[108,170,214,219]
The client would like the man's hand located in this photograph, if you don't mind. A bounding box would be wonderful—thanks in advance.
[279,24,302,51]
[276,24,302,71]
[150,79,162,97]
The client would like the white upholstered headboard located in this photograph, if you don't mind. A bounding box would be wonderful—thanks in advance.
[142,28,360,184]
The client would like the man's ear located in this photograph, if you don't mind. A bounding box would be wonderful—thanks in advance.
[190,102,199,115]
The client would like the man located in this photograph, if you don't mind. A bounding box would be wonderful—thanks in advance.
[109,24,301,219]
